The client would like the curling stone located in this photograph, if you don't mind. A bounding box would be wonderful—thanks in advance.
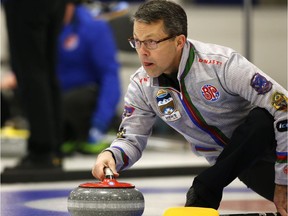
[67,168,145,216]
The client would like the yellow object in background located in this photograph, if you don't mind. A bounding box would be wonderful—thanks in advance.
[0,126,29,139]
[163,207,219,216]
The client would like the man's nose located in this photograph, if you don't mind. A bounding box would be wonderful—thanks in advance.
[137,43,149,56]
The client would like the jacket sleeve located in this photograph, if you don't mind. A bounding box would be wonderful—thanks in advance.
[224,52,288,185]
[105,73,157,172]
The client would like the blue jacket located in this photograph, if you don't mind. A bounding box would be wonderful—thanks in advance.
[57,5,121,133]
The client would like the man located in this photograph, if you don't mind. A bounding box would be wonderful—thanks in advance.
[92,0,287,214]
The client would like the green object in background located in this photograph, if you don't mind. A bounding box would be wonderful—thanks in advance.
[61,140,110,155]
[78,141,110,154]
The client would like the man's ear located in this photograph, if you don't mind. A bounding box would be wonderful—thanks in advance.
[176,35,186,48]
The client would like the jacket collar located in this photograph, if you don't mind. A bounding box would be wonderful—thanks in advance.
[151,40,194,88]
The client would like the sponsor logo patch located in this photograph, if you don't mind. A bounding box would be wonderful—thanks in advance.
[201,84,220,102]
[117,128,126,138]
[276,119,288,132]
[250,73,272,95]
[139,76,150,85]
[156,89,181,121]
[123,106,135,118]
[198,58,222,66]
[271,92,288,111]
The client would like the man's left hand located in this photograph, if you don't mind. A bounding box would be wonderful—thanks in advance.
[274,184,288,216]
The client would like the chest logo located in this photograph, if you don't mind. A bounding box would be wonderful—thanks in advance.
[156,89,181,121]
[201,84,220,102]
[63,34,79,50]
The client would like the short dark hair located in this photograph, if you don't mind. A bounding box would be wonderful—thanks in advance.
[132,0,188,37]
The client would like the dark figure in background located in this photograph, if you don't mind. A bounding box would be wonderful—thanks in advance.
[3,0,66,170]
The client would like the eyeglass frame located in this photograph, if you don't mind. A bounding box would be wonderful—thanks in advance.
[128,35,177,50]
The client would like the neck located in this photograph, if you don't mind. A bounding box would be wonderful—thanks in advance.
[160,72,180,91]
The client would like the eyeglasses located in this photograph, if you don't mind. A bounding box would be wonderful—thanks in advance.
[128,35,176,50]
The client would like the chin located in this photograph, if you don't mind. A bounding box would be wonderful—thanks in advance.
[144,69,160,78]
[146,71,161,78]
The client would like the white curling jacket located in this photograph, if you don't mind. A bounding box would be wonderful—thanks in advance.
[106,39,288,185]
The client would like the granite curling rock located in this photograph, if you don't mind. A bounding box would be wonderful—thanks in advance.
[67,168,145,216]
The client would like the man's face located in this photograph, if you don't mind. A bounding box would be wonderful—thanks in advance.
[133,20,184,78]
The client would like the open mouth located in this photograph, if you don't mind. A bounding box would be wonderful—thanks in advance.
[143,62,154,67]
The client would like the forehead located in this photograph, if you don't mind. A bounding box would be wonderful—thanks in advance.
[133,20,166,39]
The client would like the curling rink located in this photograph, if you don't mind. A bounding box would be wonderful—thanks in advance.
[0,178,277,216]
[1,139,277,216]
[1,1,286,215]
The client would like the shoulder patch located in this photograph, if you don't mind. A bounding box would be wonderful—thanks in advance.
[276,119,288,132]
[271,92,287,111]
[250,73,272,95]
[122,105,135,118]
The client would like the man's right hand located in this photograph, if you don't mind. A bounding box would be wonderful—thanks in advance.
[91,151,119,181]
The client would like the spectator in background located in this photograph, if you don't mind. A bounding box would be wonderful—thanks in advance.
[58,1,121,155]
[2,0,66,170]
